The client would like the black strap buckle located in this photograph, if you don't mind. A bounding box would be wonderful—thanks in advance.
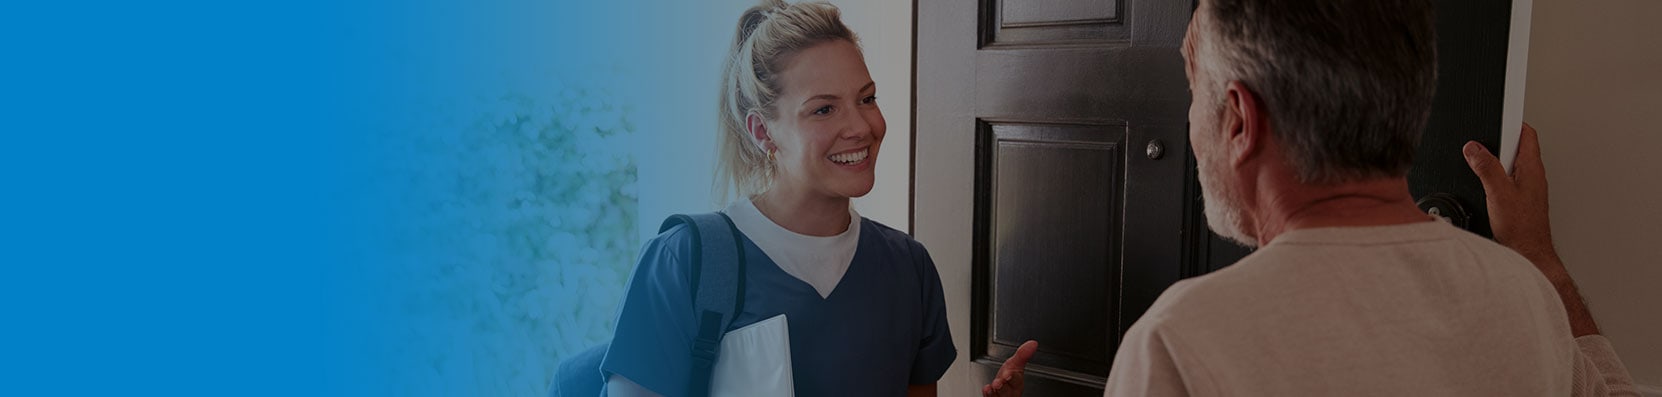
[691,310,724,365]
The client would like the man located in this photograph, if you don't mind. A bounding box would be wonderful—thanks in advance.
[982,0,1637,395]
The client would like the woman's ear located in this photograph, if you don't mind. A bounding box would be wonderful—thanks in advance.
[747,111,775,153]
[1223,81,1265,167]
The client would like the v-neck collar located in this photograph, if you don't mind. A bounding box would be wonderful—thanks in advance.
[723,199,861,299]
[734,218,870,302]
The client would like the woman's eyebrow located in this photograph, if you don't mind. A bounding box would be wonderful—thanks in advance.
[800,82,878,106]
[802,94,841,106]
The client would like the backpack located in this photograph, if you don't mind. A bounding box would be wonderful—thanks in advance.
[550,212,749,397]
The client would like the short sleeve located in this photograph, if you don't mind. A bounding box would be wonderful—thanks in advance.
[1104,319,1195,397]
[1104,281,1207,397]
[1569,335,1639,396]
[908,241,957,384]
[600,226,699,396]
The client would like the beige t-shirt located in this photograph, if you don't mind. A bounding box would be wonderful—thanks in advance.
[1104,221,1636,396]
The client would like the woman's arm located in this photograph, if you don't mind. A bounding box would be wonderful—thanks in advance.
[981,340,1038,397]
[907,383,937,397]
[606,374,663,397]
[602,226,700,397]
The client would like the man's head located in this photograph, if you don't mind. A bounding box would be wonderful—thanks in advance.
[1183,0,1439,246]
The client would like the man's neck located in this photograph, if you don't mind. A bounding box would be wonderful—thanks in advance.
[1251,176,1432,246]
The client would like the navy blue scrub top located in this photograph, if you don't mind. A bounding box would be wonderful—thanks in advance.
[601,217,956,397]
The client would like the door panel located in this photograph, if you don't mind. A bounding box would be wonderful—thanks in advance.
[978,122,1125,384]
[1000,0,1117,27]
[988,0,1128,44]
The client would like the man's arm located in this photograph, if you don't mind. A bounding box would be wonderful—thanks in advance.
[1464,123,1637,395]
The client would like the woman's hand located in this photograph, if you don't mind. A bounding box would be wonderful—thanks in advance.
[981,340,1038,397]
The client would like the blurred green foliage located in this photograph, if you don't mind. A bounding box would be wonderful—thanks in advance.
[366,84,639,396]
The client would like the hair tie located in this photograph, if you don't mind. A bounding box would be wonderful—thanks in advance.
[760,4,786,20]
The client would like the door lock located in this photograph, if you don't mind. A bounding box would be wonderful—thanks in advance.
[1146,139,1166,160]
[1415,193,1471,229]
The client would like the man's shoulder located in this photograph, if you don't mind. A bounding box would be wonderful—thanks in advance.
[1135,262,1274,327]
[1142,223,1555,326]
[1152,245,1306,304]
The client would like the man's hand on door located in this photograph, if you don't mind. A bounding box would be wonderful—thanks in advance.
[981,340,1038,397]
[1464,123,1601,337]
[1464,122,1559,265]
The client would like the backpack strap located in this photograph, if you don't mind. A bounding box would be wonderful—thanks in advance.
[658,212,746,397]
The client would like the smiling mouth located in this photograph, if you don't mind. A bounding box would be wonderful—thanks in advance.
[829,148,870,165]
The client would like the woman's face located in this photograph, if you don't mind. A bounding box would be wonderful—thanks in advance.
[759,39,885,200]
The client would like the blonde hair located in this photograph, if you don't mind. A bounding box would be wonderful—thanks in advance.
[714,0,859,204]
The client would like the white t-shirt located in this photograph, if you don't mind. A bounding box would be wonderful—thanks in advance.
[1104,221,1637,396]
[722,199,859,299]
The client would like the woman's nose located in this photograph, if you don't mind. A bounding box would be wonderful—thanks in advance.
[841,110,876,140]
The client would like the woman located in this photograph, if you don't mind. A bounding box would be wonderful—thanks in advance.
[600,1,955,396]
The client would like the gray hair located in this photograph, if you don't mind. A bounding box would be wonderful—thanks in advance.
[1194,0,1438,184]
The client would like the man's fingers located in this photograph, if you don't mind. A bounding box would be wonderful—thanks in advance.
[1518,123,1543,169]
[1515,123,1548,188]
[1463,141,1512,197]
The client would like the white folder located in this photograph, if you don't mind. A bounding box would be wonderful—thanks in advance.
[709,314,795,397]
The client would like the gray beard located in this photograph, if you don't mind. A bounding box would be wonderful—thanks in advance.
[1198,153,1259,248]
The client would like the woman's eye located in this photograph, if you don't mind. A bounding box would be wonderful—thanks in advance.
[861,95,877,104]
[813,105,833,115]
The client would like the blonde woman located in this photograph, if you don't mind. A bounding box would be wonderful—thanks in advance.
[601,1,954,396]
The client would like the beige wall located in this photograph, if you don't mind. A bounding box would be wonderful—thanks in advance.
[1523,0,1662,392]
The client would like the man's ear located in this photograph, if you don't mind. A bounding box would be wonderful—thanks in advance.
[1223,81,1266,167]
[746,111,775,153]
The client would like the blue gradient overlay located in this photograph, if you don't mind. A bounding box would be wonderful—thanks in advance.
[1,0,741,395]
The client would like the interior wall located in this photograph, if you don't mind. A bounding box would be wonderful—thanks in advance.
[1522,0,1662,392]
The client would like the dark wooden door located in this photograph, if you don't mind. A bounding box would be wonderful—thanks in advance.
[911,0,1520,394]
[1409,0,1521,237]
[913,0,1206,394]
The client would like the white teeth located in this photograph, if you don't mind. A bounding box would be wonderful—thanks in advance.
[830,149,869,164]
